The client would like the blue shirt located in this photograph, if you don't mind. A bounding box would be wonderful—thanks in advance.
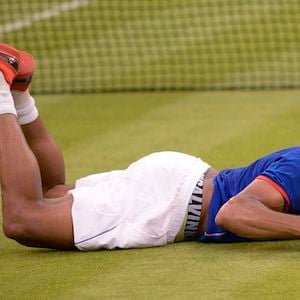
[198,147,300,243]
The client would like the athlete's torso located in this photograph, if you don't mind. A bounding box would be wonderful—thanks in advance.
[198,146,300,243]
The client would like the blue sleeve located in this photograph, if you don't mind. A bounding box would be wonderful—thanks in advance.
[259,148,300,214]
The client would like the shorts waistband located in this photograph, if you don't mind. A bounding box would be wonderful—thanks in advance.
[175,174,204,241]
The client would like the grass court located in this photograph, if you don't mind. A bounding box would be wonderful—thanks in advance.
[1,90,300,299]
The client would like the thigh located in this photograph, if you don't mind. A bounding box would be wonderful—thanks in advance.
[20,194,75,250]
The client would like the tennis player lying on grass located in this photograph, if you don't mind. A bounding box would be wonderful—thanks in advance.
[1,43,300,251]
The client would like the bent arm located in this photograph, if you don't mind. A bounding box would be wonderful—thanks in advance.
[215,179,300,240]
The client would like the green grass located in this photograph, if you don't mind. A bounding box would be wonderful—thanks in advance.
[1,90,300,299]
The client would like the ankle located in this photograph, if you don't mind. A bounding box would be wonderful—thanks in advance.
[0,72,17,116]
[11,89,38,125]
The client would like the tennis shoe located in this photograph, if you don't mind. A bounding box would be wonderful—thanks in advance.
[0,43,20,85]
[11,50,36,91]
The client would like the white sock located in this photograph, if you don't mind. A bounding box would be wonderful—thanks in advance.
[11,89,38,125]
[0,73,17,116]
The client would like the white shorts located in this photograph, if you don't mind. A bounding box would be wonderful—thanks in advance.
[70,151,210,250]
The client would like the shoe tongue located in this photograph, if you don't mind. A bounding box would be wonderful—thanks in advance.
[0,52,19,71]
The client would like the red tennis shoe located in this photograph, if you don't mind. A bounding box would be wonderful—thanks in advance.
[11,50,36,91]
[0,43,20,85]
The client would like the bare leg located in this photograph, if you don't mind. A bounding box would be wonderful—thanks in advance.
[22,117,65,188]
[21,116,73,197]
[1,114,75,249]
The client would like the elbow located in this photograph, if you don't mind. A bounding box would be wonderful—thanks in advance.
[215,198,238,228]
[215,196,258,239]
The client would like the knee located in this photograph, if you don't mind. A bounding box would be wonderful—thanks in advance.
[3,220,24,240]
[2,206,30,241]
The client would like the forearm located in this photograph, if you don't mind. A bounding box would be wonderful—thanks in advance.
[215,196,300,240]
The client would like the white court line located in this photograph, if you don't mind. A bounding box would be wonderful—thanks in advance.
[0,0,91,35]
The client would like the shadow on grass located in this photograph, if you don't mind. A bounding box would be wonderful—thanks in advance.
[198,239,300,254]
[15,239,300,258]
